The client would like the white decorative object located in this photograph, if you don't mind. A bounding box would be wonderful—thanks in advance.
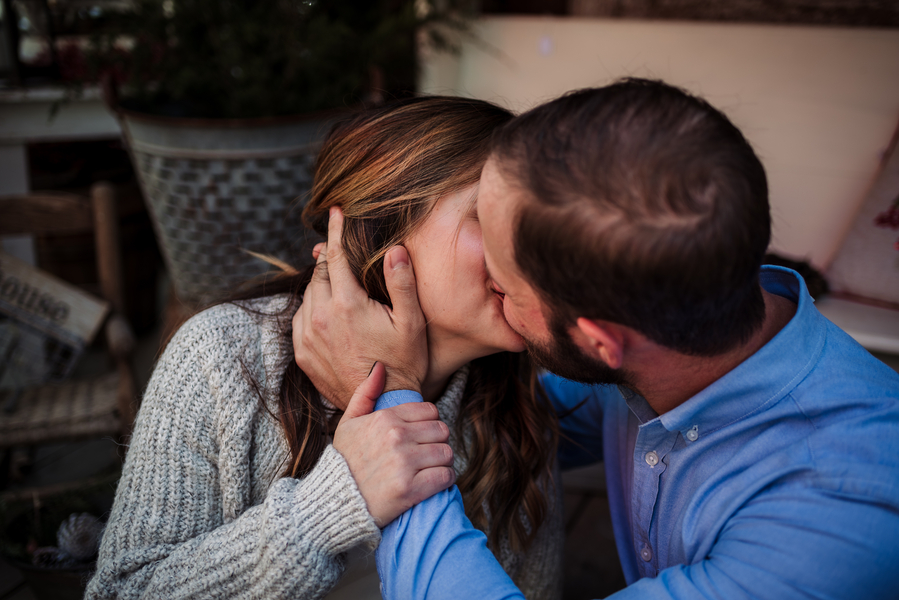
[56,513,103,561]
[827,122,899,306]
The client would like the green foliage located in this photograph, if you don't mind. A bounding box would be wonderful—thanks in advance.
[81,0,470,118]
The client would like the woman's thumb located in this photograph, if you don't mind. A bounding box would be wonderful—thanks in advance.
[342,362,387,420]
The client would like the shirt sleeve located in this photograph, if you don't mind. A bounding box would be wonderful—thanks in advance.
[606,482,899,600]
[373,391,525,600]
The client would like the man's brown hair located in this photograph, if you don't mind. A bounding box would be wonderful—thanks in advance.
[493,78,771,356]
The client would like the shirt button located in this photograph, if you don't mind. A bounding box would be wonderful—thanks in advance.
[686,425,699,442]
[640,544,653,562]
[644,451,659,467]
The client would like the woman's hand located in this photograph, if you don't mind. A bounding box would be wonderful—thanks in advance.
[292,206,429,409]
[333,362,455,527]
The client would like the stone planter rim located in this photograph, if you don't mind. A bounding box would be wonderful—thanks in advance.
[114,105,350,129]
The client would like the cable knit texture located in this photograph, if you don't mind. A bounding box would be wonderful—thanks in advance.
[85,295,563,599]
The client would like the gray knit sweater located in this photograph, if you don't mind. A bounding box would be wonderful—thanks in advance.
[85,296,563,599]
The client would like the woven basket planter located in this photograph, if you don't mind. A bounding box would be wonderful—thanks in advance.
[119,111,337,308]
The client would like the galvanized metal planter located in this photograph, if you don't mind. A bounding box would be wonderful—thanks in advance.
[119,110,336,308]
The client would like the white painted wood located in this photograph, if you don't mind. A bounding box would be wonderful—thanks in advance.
[0,235,36,265]
[0,87,121,271]
[816,296,899,355]
[0,86,120,144]
[0,143,36,266]
[0,144,28,193]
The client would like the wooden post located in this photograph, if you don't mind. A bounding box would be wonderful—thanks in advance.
[90,182,139,435]
[106,312,137,435]
[91,182,125,314]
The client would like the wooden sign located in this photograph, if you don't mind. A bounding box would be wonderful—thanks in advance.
[0,251,109,387]
[0,251,109,345]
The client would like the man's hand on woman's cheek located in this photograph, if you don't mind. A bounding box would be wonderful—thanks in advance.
[292,207,429,409]
[333,362,455,527]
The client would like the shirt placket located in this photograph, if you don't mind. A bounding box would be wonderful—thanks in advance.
[630,420,676,578]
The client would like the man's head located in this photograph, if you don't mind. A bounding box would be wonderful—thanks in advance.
[479,78,771,383]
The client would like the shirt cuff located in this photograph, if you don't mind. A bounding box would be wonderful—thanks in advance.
[375,390,424,411]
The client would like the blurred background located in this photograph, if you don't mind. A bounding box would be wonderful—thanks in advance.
[1,1,898,598]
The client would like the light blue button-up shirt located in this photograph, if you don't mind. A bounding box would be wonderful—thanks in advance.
[374,267,899,599]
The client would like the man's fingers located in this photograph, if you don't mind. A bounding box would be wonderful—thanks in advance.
[384,246,424,327]
[305,214,341,302]
[311,239,329,282]
[342,361,386,421]
[324,207,357,294]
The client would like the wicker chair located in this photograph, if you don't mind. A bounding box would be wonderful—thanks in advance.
[0,183,136,477]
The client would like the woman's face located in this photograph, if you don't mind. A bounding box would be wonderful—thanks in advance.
[404,184,526,360]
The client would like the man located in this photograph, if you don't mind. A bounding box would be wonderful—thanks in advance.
[296,79,899,598]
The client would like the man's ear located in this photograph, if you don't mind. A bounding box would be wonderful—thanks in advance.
[575,318,625,369]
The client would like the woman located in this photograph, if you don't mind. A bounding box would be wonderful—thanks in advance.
[86,97,563,600]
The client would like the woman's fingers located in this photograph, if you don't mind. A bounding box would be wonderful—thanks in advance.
[342,362,386,420]
[394,417,451,446]
[406,438,455,469]
[410,466,457,504]
[333,399,454,526]
[388,400,440,422]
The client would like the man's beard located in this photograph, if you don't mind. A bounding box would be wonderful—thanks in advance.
[524,310,634,387]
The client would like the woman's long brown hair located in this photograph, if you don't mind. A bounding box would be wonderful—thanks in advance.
[233,96,559,554]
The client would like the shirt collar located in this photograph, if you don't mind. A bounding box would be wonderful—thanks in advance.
[656,266,828,438]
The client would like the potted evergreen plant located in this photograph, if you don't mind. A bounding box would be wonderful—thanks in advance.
[70,0,466,308]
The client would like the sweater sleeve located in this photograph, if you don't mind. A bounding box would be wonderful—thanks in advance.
[85,308,381,600]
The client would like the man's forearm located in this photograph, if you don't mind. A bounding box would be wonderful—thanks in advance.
[373,392,524,600]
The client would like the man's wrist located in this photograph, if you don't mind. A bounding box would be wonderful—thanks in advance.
[383,372,423,396]
[375,390,424,411]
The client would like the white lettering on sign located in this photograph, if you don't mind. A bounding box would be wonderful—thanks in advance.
[0,251,108,345]
[0,267,71,324]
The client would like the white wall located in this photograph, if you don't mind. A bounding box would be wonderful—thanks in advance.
[419,17,899,268]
